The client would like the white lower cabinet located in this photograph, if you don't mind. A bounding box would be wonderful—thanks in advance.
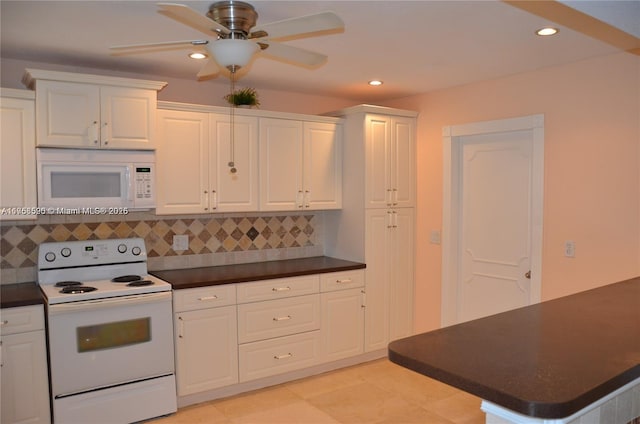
[0,305,50,424]
[320,270,365,362]
[172,269,367,401]
[239,330,321,382]
[173,285,238,396]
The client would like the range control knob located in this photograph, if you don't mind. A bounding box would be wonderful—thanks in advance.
[44,252,56,262]
[131,246,142,256]
[117,244,127,254]
[60,247,72,258]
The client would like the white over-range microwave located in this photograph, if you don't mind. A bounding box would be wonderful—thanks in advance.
[37,148,155,210]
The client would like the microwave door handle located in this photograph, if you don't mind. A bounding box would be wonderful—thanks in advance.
[126,166,134,204]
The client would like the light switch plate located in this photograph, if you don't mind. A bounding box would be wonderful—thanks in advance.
[173,234,189,251]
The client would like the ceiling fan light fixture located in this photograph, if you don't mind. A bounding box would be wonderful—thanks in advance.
[209,38,259,72]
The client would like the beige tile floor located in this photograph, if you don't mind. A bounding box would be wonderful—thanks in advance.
[153,359,485,424]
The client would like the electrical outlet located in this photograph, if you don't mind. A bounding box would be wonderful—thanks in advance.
[429,230,441,245]
[564,240,576,258]
[173,234,189,251]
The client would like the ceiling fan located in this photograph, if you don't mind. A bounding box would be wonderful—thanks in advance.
[110,1,345,79]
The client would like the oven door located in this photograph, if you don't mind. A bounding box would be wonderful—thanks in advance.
[47,291,174,397]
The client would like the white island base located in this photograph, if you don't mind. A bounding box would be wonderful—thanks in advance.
[482,377,640,424]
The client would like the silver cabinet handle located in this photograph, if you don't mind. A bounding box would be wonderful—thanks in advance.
[336,278,352,284]
[273,315,291,322]
[274,353,293,360]
[272,286,291,292]
[198,295,218,301]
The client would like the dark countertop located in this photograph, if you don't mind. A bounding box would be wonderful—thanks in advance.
[388,277,640,419]
[1,282,45,308]
[151,256,366,290]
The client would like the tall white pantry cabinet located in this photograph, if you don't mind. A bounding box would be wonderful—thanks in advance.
[325,105,417,353]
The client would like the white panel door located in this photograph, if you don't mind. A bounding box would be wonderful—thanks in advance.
[458,131,533,322]
[391,117,416,208]
[388,207,415,341]
[156,109,209,214]
[174,306,238,396]
[303,121,342,209]
[321,288,364,362]
[210,114,259,212]
[35,80,100,148]
[364,209,392,352]
[365,115,391,209]
[442,115,544,326]
[0,95,37,220]
[259,118,303,211]
[100,86,156,149]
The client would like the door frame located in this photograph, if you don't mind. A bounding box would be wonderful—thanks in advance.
[441,114,544,326]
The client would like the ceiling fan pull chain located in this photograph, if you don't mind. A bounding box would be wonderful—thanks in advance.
[228,71,237,174]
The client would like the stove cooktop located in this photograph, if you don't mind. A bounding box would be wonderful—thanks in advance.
[39,274,172,304]
[37,238,172,304]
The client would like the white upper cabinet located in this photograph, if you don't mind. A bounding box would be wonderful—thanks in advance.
[0,89,37,220]
[210,113,259,212]
[156,109,210,214]
[23,69,166,150]
[259,117,342,211]
[155,107,258,214]
[365,114,415,209]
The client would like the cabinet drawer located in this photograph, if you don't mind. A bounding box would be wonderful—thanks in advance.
[320,269,365,292]
[238,330,321,382]
[0,305,44,336]
[238,294,320,344]
[173,284,236,312]
[236,275,319,303]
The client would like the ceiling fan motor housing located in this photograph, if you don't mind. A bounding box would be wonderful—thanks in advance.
[207,0,258,39]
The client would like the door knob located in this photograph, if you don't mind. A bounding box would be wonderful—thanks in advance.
[525,270,531,279]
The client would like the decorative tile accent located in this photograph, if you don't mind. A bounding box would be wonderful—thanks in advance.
[1,214,317,270]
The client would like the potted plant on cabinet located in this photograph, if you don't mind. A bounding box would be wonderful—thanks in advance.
[224,87,260,108]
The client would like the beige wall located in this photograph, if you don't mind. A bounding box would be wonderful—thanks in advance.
[384,52,640,332]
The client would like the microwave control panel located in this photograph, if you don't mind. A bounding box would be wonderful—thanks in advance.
[134,164,154,206]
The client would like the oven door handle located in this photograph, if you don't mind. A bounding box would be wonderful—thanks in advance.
[48,291,171,314]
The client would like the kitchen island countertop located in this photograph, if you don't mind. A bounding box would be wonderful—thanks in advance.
[388,277,640,419]
[151,256,366,290]
[1,282,44,308]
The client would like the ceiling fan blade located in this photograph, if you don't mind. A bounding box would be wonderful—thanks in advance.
[110,40,208,55]
[260,41,327,68]
[158,3,230,36]
[252,11,344,41]
[196,58,220,80]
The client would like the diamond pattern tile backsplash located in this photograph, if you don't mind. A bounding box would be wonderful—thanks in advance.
[0,212,321,284]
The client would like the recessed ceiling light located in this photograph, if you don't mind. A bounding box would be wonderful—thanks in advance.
[189,52,208,59]
[368,80,383,86]
[536,27,559,36]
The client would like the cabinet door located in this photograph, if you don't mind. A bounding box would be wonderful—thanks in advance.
[259,118,303,211]
[364,115,392,209]
[0,331,51,424]
[35,80,100,148]
[388,208,415,341]
[321,288,364,362]
[0,96,37,220]
[174,306,238,396]
[100,86,156,150]
[303,122,342,210]
[210,114,259,212]
[363,209,392,352]
[390,117,415,208]
[156,109,209,214]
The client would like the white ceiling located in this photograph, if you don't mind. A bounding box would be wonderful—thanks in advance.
[1,1,638,102]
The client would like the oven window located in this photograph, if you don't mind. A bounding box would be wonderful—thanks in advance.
[77,318,151,352]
